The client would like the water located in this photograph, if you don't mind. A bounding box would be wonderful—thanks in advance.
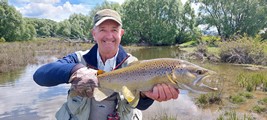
[0,64,70,120]
[0,46,266,120]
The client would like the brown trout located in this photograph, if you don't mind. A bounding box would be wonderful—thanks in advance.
[89,58,219,107]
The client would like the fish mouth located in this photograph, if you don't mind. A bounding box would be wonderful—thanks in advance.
[193,75,218,91]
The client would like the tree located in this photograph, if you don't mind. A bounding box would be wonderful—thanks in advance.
[25,18,58,37]
[68,13,92,39]
[122,0,196,45]
[0,0,36,41]
[193,0,267,39]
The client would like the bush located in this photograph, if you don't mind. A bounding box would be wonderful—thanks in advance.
[0,37,5,42]
[200,35,221,47]
[219,36,266,65]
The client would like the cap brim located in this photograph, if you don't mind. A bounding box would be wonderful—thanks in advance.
[94,17,122,27]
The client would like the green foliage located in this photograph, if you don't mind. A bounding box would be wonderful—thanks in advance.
[193,0,267,39]
[67,13,92,39]
[25,18,57,37]
[258,97,267,105]
[252,105,266,113]
[200,35,221,47]
[0,37,5,42]
[196,92,222,107]
[216,111,253,120]
[219,36,266,65]
[122,0,197,45]
[237,72,267,92]
[229,94,245,104]
[239,92,253,99]
[0,1,35,41]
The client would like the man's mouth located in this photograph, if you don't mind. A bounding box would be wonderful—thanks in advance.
[103,40,115,43]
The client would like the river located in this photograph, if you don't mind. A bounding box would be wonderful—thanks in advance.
[0,46,266,120]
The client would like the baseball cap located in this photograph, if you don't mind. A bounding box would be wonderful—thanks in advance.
[93,9,122,27]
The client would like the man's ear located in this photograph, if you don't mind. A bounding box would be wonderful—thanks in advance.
[91,29,97,42]
[120,29,125,36]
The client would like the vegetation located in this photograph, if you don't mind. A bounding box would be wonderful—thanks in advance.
[252,105,266,114]
[0,0,35,41]
[1,0,266,45]
[229,93,246,104]
[216,111,254,120]
[237,72,267,92]
[195,92,222,108]
[192,0,267,39]
[122,0,197,45]
[219,36,267,65]
[0,38,92,73]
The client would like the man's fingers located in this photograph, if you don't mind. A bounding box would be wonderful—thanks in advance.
[168,84,179,99]
[162,84,172,100]
[142,85,160,100]
[157,84,165,102]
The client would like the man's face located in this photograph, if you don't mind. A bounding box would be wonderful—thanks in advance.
[92,20,124,56]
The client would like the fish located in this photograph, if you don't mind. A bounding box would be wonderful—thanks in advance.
[71,58,219,107]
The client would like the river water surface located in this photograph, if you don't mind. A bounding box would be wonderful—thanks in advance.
[0,46,266,120]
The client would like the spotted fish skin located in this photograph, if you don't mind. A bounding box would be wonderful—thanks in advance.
[93,58,218,106]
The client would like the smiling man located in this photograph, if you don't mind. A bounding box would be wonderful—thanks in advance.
[33,9,179,120]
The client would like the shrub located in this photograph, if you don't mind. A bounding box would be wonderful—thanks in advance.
[0,37,5,42]
[252,105,266,113]
[229,94,245,104]
[219,36,266,65]
[200,35,221,47]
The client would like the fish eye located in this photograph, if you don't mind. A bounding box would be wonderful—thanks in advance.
[196,70,203,74]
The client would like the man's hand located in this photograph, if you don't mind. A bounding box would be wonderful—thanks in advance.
[69,67,98,97]
[142,83,179,102]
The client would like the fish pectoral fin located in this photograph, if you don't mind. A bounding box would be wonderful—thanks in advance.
[93,88,114,101]
[122,86,135,103]
[129,92,140,107]
[166,71,176,84]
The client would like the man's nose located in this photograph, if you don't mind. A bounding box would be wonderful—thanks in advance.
[105,31,113,39]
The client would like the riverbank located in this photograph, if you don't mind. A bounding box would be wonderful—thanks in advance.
[0,38,144,73]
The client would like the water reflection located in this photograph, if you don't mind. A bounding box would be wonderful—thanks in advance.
[130,46,182,60]
[0,64,70,120]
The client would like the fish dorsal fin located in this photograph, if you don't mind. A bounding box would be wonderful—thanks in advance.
[122,86,135,103]
[93,87,114,101]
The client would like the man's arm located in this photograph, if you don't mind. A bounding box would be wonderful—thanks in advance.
[33,53,81,86]
[136,83,180,110]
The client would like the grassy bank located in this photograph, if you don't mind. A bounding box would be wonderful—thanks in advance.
[0,38,92,73]
[0,38,143,73]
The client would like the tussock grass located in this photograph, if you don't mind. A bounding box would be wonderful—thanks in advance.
[0,38,143,73]
[0,39,93,73]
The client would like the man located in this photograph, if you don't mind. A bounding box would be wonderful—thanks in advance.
[33,9,179,120]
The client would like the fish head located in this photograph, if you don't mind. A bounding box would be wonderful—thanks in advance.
[171,60,219,93]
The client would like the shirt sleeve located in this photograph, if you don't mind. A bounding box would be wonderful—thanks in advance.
[33,53,80,86]
[135,97,154,110]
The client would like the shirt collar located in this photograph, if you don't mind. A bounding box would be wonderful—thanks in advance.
[97,49,119,72]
